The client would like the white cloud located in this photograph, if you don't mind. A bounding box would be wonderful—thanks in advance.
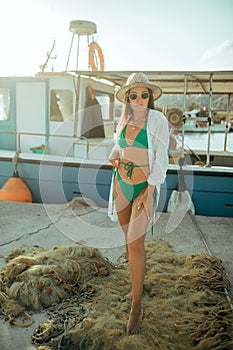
[200,40,233,69]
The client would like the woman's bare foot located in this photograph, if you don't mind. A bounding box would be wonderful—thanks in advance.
[123,285,145,300]
[126,307,142,335]
[123,290,133,299]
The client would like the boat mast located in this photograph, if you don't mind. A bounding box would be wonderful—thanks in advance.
[224,94,231,151]
[181,75,187,162]
[205,73,212,167]
[65,20,97,71]
[65,20,98,137]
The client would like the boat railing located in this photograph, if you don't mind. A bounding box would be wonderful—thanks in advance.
[0,129,232,167]
[0,130,90,158]
[181,113,232,166]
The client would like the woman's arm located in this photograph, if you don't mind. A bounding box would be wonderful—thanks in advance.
[147,114,169,186]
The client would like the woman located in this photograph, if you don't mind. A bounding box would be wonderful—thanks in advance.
[108,72,169,335]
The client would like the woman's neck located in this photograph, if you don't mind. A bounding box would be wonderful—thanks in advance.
[131,110,147,122]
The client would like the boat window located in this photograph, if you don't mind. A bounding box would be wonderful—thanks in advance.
[50,89,73,122]
[92,91,114,121]
[0,89,10,121]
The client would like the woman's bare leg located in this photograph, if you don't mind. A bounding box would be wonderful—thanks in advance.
[113,178,131,235]
[114,180,150,334]
[126,196,150,335]
[113,179,133,298]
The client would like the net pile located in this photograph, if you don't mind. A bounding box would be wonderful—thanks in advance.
[0,240,233,350]
[0,245,112,326]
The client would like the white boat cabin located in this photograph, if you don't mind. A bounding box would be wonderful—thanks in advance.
[0,70,233,166]
[0,72,115,159]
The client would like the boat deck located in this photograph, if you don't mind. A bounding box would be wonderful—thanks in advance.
[0,201,232,349]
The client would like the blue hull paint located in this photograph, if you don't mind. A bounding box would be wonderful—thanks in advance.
[164,171,233,217]
[192,174,233,217]
[0,160,233,217]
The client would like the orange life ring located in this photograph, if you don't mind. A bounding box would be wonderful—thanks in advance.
[88,41,104,71]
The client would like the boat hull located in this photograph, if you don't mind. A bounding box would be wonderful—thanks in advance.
[1,156,232,218]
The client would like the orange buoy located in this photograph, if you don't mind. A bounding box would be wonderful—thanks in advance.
[0,171,32,203]
[88,41,104,71]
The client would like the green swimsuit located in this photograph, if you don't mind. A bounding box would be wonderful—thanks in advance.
[116,121,149,202]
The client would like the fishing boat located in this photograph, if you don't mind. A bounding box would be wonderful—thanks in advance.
[0,20,232,218]
[178,108,232,133]
[0,69,232,218]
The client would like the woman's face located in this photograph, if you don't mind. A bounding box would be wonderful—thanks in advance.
[127,87,150,112]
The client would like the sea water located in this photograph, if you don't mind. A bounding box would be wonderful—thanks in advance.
[181,132,233,152]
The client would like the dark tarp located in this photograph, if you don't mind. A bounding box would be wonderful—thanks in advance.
[80,86,105,138]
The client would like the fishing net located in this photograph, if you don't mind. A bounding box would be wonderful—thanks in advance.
[0,240,233,350]
[0,245,112,325]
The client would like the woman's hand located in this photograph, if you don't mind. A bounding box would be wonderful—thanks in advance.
[137,185,156,220]
[108,147,120,168]
[109,157,120,168]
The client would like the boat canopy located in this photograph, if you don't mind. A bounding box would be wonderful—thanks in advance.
[72,70,233,95]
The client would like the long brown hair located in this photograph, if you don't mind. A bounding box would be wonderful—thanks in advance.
[116,88,155,137]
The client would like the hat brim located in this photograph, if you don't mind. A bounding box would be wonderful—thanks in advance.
[116,83,162,103]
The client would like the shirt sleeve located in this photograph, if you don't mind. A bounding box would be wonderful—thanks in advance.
[147,115,169,186]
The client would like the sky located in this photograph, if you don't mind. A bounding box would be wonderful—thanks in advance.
[0,0,232,76]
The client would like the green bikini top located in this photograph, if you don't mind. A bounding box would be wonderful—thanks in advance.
[118,121,148,149]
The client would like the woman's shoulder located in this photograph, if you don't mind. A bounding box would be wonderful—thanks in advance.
[148,109,168,125]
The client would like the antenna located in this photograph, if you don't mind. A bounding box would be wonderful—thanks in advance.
[39,39,57,72]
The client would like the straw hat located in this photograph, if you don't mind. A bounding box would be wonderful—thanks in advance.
[116,72,162,103]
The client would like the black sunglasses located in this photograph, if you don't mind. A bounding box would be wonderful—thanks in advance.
[128,92,150,100]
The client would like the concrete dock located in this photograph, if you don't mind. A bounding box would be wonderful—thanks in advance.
[0,201,232,350]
